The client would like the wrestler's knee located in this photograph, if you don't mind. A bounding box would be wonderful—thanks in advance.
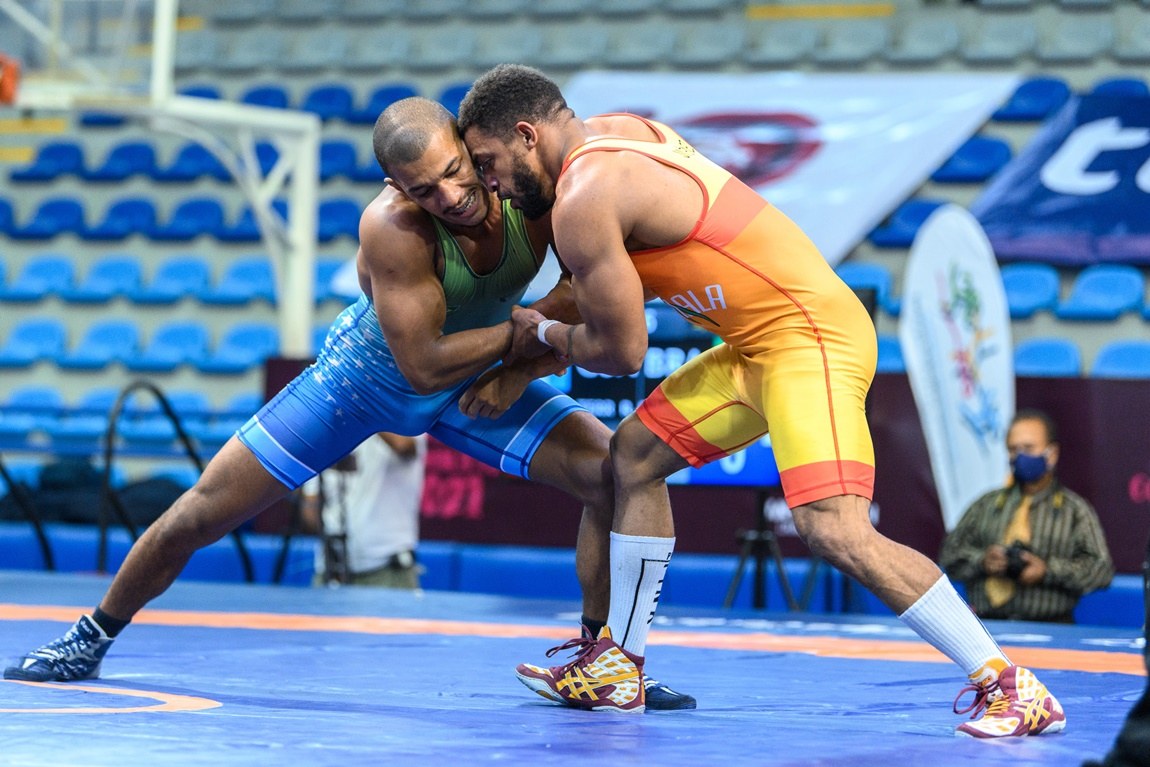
[609,415,662,485]
[791,496,872,564]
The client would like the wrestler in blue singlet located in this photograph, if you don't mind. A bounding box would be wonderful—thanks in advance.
[238,200,584,490]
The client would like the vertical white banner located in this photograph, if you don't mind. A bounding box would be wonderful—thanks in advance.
[899,205,1014,530]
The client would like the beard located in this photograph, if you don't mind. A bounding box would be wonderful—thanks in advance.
[512,157,553,221]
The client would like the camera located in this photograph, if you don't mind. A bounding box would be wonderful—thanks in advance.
[1004,541,1031,580]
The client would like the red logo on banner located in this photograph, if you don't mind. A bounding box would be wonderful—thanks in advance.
[676,112,821,187]
[1129,472,1150,504]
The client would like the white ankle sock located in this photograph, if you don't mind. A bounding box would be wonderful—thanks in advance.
[898,574,1010,682]
[606,531,674,657]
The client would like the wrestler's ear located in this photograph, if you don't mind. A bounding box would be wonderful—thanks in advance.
[384,176,408,199]
[516,121,538,149]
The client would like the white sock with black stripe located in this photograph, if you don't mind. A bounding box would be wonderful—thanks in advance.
[606,531,675,657]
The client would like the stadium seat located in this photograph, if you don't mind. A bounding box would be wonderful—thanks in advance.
[8,141,85,182]
[151,196,227,241]
[128,255,212,305]
[318,198,362,242]
[1000,262,1060,319]
[59,255,143,304]
[348,83,420,125]
[319,139,358,182]
[81,141,158,182]
[835,261,897,317]
[343,29,411,72]
[437,83,471,116]
[0,197,13,235]
[197,322,280,374]
[218,199,289,243]
[300,83,356,122]
[674,21,747,68]
[814,19,890,66]
[604,21,677,69]
[173,30,219,75]
[0,318,68,368]
[743,21,820,67]
[7,196,86,240]
[408,27,479,72]
[875,334,906,374]
[340,0,405,20]
[537,23,611,71]
[886,17,960,65]
[963,16,1038,64]
[992,76,1071,122]
[146,465,202,491]
[592,0,659,15]
[1054,264,1144,321]
[930,135,1012,184]
[178,83,223,101]
[0,254,76,302]
[1114,14,1150,63]
[240,83,291,110]
[1090,76,1150,97]
[199,257,276,305]
[214,28,285,74]
[75,387,124,416]
[45,414,111,453]
[665,0,739,12]
[2,386,66,432]
[81,197,159,241]
[253,142,280,176]
[1036,15,1114,64]
[1092,340,1150,379]
[281,26,349,74]
[350,155,387,184]
[468,0,529,18]
[868,198,946,249]
[315,257,348,304]
[278,0,339,23]
[221,391,265,419]
[1013,337,1081,377]
[530,0,587,16]
[124,320,212,373]
[404,0,466,19]
[153,142,229,183]
[57,319,141,370]
[207,0,273,23]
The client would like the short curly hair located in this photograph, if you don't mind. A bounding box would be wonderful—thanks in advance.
[457,64,570,139]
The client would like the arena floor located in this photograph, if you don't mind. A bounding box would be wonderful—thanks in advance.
[0,570,1143,766]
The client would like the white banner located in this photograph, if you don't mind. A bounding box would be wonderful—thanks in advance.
[899,205,1013,531]
[562,71,1020,265]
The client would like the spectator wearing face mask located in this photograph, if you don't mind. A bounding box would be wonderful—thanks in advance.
[939,408,1114,623]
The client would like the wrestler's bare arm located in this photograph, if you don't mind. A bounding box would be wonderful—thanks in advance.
[358,197,512,395]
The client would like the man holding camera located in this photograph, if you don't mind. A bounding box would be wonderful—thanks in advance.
[940,408,1114,623]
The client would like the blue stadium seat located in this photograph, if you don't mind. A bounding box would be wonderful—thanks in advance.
[1013,337,1081,377]
[128,255,212,305]
[240,83,291,110]
[300,83,356,122]
[868,198,946,249]
[0,197,13,235]
[80,197,158,241]
[0,318,68,368]
[8,196,87,240]
[151,197,227,241]
[4,385,67,429]
[315,257,347,303]
[147,465,202,491]
[319,139,358,182]
[153,143,229,183]
[45,414,110,453]
[178,83,223,100]
[75,387,123,415]
[348,83,420,125]
[930,135,1013,183]
[81,140,158,182]
[1089,76,1150,97]
[8,141,86,182]
[835,261,898,316]
[318,198,362,242]
[437,82,471,116]
[350,154,386,183]
[221,391,265,419]
[1054,264,1144,321]
[1000,262,1060,319]
[57,318,141,370]
[0,254,75,302]
[124,320,211,373]
[218,199,289,243]
[199,257,276,305]
[992,76,1072,122]
[875,334,906,374]
[1092,340,1150,379]
[59,255,143,304]
[197,322,280,374]
[253,142,280,176]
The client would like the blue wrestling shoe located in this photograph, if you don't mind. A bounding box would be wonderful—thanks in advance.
[644,676,697,711]
[4,615,114,682]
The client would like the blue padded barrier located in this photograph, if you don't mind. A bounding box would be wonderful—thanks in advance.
[457,545,582,601]
[1074,575,1146,628]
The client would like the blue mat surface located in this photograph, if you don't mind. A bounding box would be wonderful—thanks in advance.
[0,571,1144,766]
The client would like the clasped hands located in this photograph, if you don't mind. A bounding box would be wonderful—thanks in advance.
[507,305,571,364]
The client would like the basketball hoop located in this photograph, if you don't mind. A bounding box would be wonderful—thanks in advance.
[0,53,21,105]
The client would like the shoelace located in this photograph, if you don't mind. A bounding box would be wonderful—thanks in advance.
[33,627,91,662]
[953,679,1003,719]
[543,634,598,676]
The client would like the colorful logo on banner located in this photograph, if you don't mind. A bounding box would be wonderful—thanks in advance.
[972,94,1150,266]
[562,71,1019,265]
[899,206,1013,531]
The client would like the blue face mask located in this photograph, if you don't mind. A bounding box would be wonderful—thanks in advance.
[1011,452,1049,484]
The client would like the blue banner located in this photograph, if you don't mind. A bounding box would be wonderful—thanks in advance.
[972,94,1150,266]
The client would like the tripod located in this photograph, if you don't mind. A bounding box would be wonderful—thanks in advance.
[723,493,799,610]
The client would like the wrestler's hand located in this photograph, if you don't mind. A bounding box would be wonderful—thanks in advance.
[458,365,530,420]
[507,305,553,362]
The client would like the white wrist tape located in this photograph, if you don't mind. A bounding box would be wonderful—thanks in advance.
[536,319,560,347]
